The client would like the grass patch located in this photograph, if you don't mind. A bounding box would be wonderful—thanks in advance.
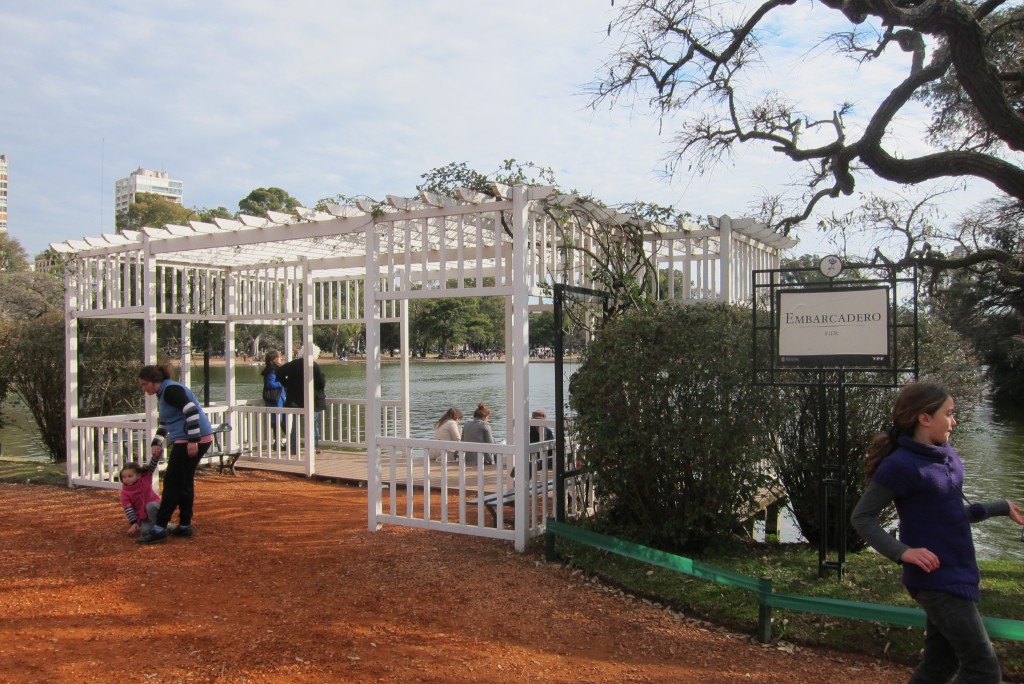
[550,535,1024,679]
[0,458,66,486]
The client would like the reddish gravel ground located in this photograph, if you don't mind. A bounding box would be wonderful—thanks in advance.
[0,470,911,683]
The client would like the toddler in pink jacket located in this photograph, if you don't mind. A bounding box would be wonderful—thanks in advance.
[119,454,161,539]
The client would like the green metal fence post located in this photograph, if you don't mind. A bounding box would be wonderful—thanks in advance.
[758,576,773,643]
[545,519,556,561]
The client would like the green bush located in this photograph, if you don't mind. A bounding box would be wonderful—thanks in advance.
[570,302,774,552]
[4,312,67,462]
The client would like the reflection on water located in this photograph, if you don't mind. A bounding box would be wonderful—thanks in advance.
[5,364,1024,559]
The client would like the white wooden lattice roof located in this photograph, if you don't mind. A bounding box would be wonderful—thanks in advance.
[50,184,797,304]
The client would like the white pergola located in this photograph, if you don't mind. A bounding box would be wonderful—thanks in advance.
[52,183,796,551]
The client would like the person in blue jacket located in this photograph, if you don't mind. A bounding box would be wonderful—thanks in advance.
[852,381,1024,683]
[136,363,214,545]
[261,350,287,446]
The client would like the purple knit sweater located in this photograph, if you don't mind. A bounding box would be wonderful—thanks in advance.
[873,435,983,602]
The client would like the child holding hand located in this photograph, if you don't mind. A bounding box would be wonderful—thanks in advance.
[119,454,161,539]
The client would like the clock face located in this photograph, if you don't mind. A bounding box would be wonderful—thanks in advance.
[819,255,843,278]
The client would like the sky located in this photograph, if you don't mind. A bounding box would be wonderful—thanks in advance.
[0,0,1000,260]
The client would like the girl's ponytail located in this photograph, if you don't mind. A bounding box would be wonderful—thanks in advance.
[864,381,951,482]
[864,428,899,482]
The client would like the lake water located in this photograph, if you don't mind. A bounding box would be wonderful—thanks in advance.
[198,360,570,444]
[4,362,1023,559]
[955,399,1024,561]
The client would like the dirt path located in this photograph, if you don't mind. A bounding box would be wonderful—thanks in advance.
[0,470,910,683]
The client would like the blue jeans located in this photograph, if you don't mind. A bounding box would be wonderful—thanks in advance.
[910,590,1001,684]
[289,412,321,452]
[269,408,286,439]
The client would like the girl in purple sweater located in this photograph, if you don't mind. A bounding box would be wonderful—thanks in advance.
[852,381,1024,683]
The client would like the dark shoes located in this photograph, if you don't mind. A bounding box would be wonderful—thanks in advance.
[136,528,168,545]
[137,525,193,544]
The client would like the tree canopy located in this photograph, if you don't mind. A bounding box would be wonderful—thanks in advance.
[594,0,1024,397]
[0,232,30,272]
[593,0,1023,233]
[115,192,194,232]
[238,187,302,216]
[112,188,302,235]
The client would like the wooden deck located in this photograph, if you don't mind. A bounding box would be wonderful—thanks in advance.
[227,450,780,523]
[230,449,509,495]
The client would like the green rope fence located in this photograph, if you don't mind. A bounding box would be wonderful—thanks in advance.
[544,519,1024,643]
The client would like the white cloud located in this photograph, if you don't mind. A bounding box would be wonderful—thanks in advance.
[0,0,1011,261]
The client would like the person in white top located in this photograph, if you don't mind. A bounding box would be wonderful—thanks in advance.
[430,408,463,462]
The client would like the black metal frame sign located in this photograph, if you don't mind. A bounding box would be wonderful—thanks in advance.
[776,286,891,367]
[754,261,918,386]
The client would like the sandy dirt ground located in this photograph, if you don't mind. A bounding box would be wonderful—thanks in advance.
[0,469,912,683]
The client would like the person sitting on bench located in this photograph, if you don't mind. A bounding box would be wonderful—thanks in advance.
[461,403,495,466]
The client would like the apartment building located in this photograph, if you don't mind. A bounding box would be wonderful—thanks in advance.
[0,154,8,234]
[114,167,183,216]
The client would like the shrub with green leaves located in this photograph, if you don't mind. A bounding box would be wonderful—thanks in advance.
[570,302,774,552]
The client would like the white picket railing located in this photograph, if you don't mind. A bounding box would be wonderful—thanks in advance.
[68,407,592,543]
[68,405,232,489]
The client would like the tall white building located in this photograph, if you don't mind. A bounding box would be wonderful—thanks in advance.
[114,167,183,216]
[0,154,8,234]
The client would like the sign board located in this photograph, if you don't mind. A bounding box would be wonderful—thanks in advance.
[777,287,890,366]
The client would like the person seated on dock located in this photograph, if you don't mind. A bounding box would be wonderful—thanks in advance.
[520,408,555,478]
[461,403,495,467]
[529,409,554,444]
[430,408,463,463]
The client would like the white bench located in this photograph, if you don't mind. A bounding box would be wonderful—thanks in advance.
[470,479,555,526]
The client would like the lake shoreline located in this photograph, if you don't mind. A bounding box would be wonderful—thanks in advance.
[189,355,562,366]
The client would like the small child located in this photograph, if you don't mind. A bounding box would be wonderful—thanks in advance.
[119,454,161,540]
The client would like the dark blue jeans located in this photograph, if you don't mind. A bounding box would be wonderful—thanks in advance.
[910,590,1001,684]
[269,409,286,439]
[289,412,321,452]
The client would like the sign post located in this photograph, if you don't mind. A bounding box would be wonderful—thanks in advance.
[753,258,918,577]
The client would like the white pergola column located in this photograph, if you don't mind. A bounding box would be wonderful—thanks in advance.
[301,258,315,476]
[720,215,733,302]
[284,277,295,359]
[510,185,531,552]
[64,268,79,482]
[399,298,410,439]
[365,225,383,531]
[224,270,237,451]
[179,321,192,387]
[142,241,158,429]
